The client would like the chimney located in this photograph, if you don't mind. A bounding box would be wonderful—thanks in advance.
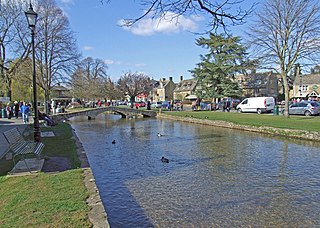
[180,76,183,81]
[169,77,173,81]
[162,77,166,81]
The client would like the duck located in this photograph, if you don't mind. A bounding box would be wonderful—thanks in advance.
[161,156,169,163]
[112,140,116,144]
[157,133,162,137]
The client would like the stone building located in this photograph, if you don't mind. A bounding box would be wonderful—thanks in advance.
[173,77,198,100]
[149,77,175,101]
[292,73,320,101]
[235,72,279,98]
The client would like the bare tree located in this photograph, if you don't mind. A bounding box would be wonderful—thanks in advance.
[248,0,320,117]
[101,77,122,101]
[70,57,108,101]
[35,0,79,113]
[102,0,254,31]
[117,72,151,107]
[0,0,30,99]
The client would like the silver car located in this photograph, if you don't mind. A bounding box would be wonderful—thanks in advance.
[285,101,320,116]
[151,101,162,108]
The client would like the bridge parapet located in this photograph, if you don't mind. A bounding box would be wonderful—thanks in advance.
[51,107,157,122]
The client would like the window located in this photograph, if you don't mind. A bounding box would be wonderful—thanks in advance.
[299,85,308,92]
[298,103,307,107]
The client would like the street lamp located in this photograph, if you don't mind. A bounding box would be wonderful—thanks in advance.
[25,3,41,142]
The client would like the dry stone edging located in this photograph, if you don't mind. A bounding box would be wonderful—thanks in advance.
[158,114,320,142]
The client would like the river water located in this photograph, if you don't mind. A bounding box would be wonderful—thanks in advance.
[70,114,320,227]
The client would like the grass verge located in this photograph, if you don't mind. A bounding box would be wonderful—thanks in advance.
[0,122,91,227]
[165,111,320,133]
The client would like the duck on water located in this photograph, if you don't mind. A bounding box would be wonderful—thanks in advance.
[161,156,169,163]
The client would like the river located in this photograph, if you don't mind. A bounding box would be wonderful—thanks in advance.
[70,114,320,227]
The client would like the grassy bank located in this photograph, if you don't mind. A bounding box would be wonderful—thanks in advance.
[0,123,91,227]
[165,111,320,133]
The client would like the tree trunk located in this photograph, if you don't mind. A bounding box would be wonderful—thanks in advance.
[5,78,12,101]
[44,90,50,114]
[282,73,290,118]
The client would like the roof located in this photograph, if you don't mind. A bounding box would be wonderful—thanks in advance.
[293,74,320,85]
[52,85,69,91]
[174,79,197,92]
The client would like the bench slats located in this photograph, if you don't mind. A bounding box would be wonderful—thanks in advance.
[9,142,44,156]
[3,127,45,172]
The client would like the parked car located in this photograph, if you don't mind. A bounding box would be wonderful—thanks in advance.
[151,101,162,108]
[134,102,146,108]
[219,98,241,110]
[283,101,320,116]
[117,101,127,105]
[236,97,275,114]
[161,101,171,110]
[200,102,212,110]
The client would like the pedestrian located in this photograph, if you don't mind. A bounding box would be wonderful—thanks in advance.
[38,110,56,126]
[14,101,20,118]
[226,100,231,112]
[20,102,30,124]
[52,99,56,114]
[6,103,12,119]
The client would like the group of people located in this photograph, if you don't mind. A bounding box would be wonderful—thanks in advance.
[2,101,56,126]
[4,101,31,124]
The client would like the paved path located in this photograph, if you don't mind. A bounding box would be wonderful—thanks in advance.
[0,117,31,158]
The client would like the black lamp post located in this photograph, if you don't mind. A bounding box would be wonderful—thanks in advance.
[25,3,41,142]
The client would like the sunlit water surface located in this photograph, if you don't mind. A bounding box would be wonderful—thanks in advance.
[70,114,320,227]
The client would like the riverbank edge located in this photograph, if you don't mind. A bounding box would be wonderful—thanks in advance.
[158,113,320,142]
[72,129,110,228]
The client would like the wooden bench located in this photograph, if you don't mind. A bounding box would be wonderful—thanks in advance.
[3,128,45,173]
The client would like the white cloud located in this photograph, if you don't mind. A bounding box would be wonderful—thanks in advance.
[83,46,94,51]
[135,63,147,67]
[105,59,121,65]
[118,11,201,36]
[60,0,74,4]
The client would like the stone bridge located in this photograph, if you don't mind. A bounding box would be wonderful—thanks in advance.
[51,107,158,122]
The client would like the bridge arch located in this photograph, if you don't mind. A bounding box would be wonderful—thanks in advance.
[51,107,157,122]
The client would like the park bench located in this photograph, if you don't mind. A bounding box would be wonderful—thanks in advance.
[3,127,45,173]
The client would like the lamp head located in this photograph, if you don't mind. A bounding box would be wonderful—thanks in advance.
[25,3,38,28]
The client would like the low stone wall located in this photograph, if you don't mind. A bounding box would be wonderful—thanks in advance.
[158,114,320,142]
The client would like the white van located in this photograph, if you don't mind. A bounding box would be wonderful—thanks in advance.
[236,97,275,114]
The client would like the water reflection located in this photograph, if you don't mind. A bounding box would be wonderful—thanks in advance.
[70,114,320,227]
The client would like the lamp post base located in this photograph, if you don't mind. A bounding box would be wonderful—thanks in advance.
[34,127,41,142]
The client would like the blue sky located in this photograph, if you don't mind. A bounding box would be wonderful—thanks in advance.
[57,0,256,82]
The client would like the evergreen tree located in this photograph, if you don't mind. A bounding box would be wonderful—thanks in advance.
[190,33,251,100]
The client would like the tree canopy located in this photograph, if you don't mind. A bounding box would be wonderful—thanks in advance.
[102,0,254,31]
[35,0,79,113]
[249,0,320,117]
[117,72,151,105]
[190,33,252,100]
[70,57,108,100]
[0,0,30,99]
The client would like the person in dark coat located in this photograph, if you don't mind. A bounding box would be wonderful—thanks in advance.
[14,101,20,118]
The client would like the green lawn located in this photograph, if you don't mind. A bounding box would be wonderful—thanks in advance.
[0,123,91,227]
[166,111,320,133]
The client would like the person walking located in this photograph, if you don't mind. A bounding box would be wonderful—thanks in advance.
[20,102,30,124]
